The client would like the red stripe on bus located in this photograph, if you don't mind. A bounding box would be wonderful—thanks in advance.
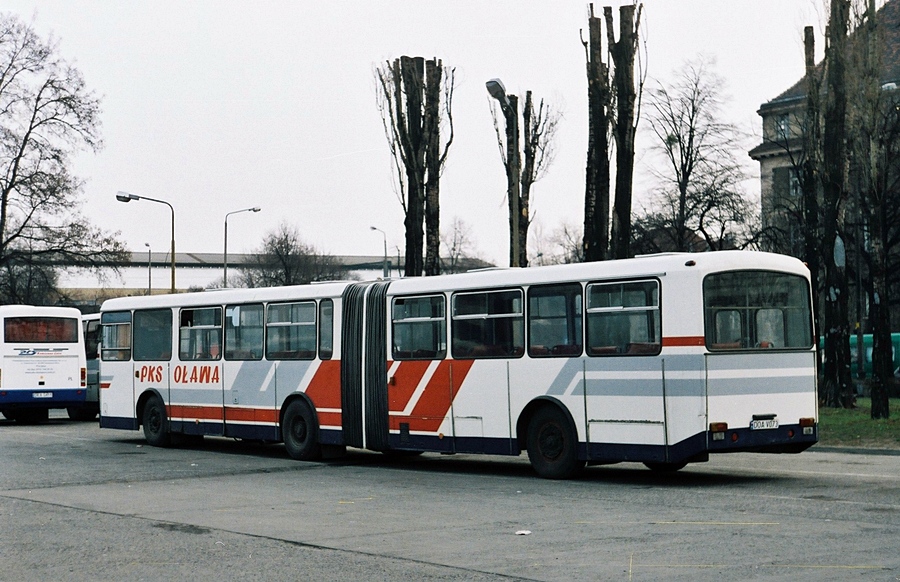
[390,360,474,432]
[224,407,278,424]
[305,360,342,409]
[168,404,223,421]
[662,336,705,347]
[317,410,342,427]
[388,360,432,412]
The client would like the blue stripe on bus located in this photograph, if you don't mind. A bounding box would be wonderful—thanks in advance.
[0,388,86,406]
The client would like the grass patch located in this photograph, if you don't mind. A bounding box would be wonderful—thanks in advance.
[817,398,900,449]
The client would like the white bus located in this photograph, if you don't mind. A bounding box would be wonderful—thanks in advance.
[0,305,88,423]
[99,251,818,478]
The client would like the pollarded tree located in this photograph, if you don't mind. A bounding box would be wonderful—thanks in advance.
[375,56,454,276]
[489,88,560,267]
[0,14,127,304]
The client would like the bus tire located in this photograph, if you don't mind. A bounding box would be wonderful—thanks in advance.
[643,461,688,472]
[526,405,584,479]
[142,395,172,447]
[283,400,321,461]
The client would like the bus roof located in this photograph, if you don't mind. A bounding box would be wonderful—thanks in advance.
[99,250,807,312]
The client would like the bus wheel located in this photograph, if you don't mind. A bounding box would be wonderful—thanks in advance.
[643,461,688,472]
[526,406,584,479]
[283,400,321,461]
[142,395,172,447]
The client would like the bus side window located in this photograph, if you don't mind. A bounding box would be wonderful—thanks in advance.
[266,301,316,360]
[133,309,173,361]
[451,289,524,359]
[101,311,132,361]
[528,283,582,358]
[179,307,222,361]
[392,295,446,360]
[586,280,660,356]
[225,304,263,360]
[318,299,334,360]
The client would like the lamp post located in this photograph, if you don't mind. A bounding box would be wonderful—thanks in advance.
[117,191,176,293]
[144,243,151,295]
[224,207,261,286]
[486,78,521,267]
[370,226,389,278]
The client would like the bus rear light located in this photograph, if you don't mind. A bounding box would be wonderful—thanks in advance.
[81,367,87,387]
[799,417,816,435]
[731,432,739,442]
[710,422,727,441]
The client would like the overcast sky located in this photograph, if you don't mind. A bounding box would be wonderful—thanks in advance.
[5,1,826,268]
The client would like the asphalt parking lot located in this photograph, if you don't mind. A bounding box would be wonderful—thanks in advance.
[1,414,898,581]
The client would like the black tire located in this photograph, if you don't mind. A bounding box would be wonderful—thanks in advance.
[643,461,688,472]
[67,407,98,421]
[525,405,584,479]
[142,395,171,447]
[282,400,321,461]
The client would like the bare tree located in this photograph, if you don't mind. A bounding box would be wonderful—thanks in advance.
[820,0,855,409]
[375,56,454,276]
[581,5,611,262]
[605,3,644,260]
[490,89,560,267]
[0,14,127,304]
[643,57,752,251]
[440,216,480,274]
[238,223,343,288]
[846,0,897,418]
[530,220,584,265]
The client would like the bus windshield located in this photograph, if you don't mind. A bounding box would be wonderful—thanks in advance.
[4,317,80,343]
[703,270,812,350]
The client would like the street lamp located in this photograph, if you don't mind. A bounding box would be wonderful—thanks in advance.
[144,243,151,296]
[224,207,261,286]
[370,226,389,278]
[486,77,521,267]
[117,191,176,293]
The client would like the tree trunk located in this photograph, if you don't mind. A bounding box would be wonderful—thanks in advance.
[583,9,610,262]
[423,59,442,276]
[400,56,426,277]
[802,26,822,377]
[504,95,522,267]
[821,0,854,408]
[606,4,641,260]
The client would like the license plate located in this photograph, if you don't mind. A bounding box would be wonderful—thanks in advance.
[750,419,778,430]
[32,392,53,399]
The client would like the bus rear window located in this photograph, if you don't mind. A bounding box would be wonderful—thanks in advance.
[4,317,79,343]
[704,271,812,350]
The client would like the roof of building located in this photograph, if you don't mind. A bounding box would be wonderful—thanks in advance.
[759,0,900,113]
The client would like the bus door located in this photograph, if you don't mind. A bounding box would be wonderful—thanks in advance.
[223,304,276,440]
[172,307,223,435]
[583,280,667,461]
[99,311,137,425]
[449,289,526,454]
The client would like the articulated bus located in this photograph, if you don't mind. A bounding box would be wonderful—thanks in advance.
[99,251,818,478]
[0,305,87,423]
